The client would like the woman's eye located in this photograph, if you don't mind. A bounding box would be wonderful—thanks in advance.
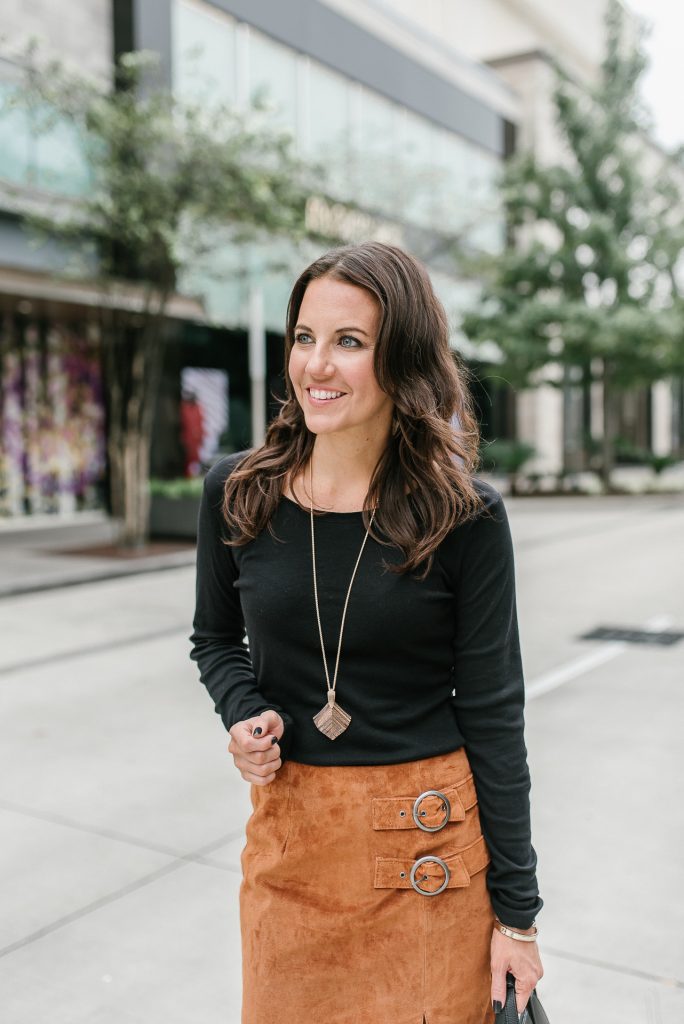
[294,333,362,349]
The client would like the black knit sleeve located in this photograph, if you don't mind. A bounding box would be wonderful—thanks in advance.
[188,453,295,758]
[441,481,543,929]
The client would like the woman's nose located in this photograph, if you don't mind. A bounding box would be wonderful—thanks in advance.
[306,343,333,375]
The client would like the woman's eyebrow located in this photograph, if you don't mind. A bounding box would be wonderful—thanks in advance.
[295,323,369,336]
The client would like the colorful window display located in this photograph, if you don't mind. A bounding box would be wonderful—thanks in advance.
[179,366,229,477]
[0,316,106,517]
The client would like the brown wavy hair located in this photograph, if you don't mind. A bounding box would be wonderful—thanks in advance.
[221,241,485,580]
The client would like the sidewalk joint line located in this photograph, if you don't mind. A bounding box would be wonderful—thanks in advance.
[0,557,196,601]
[0,829,245,960]
[0,624,191,676]
[0,796,244,865]
[544,944,684,990]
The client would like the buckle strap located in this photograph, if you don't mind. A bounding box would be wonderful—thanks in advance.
[374,834,490,892]
[371,773,478,831]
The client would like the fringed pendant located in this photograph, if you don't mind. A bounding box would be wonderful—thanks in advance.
[313,688,351,740]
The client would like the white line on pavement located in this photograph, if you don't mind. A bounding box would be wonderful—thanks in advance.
[526,615,674,700]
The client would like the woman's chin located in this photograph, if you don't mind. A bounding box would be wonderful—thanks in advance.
[302,406,346,425]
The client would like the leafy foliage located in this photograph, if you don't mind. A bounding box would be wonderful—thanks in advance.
[5,44,321,545]
[462,0,684,396]
[10,46,321,288]
[148,476,205,499]
[479,438,536,476]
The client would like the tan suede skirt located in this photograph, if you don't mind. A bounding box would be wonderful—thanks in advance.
[239,747,496,1024]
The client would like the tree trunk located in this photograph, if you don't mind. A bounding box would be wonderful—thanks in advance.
[600,360,617,490]
[120,429,152,548]
[101,301,167,548]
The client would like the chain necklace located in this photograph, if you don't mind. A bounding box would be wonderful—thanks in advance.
[309,459,376,740]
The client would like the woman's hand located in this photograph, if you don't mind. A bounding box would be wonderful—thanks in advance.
[228,710,285,785]
[490,923,544,1016]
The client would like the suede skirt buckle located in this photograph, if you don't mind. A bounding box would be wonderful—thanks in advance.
[239,747,496,1024]
[371,771,478,831]
[375,833,491,896]
[412,788,451,831]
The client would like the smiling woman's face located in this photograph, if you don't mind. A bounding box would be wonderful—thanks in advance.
[288,275,394,441]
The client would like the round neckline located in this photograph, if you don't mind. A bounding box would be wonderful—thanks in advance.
[281,494,373,516]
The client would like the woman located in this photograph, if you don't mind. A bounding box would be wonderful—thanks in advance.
[189,242,544,1024]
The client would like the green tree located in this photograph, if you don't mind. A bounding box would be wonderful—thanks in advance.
[7,46,319,545]
[462,0,684,486]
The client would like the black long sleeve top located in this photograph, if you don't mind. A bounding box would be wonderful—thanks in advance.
[189,450,543,928]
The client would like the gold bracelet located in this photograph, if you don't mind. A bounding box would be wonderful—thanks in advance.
[495,920,538,943]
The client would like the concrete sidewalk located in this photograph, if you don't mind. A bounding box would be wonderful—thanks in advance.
[0,492,683,1024]
[2,461,683,598]
[0,512,196,598]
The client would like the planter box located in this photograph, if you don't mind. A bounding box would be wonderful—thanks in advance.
[149,494,201,539]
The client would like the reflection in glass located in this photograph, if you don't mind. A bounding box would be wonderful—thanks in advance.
[248,29,298,137]
[0,81,31,185]
[172,0,236,105]
[350,86,400,215]
[307,62,353,200]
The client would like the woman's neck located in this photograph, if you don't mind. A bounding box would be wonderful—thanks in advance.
[284,432,389,512]
[309,434,387,493]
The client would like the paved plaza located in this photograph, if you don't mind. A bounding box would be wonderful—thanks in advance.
[1,492,683,1023]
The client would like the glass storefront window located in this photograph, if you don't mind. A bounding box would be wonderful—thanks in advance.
[172,0,237,106]
[0,80,90,196]
[248,28,298,138]
[168,11,508,335]
[398,108,437,230]
[350,86,400,215]
[464,145,504,254]
[307,62,353,200]
[0,319,106,517]
[34,115,91,196]
[432,126,469,235]
[0,81,31,186]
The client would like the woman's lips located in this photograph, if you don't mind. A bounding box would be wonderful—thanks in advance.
[306,389,347,406]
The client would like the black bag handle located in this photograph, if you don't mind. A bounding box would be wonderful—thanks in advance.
[495,971,550,1023]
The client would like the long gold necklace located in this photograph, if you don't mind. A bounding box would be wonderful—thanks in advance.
[309,459,376,740]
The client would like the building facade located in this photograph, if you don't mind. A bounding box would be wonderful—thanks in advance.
[0,0,523,519]
[0,2,112,517]
[150,0,521,459]
[368,0,684,474]
[3,0,676,520]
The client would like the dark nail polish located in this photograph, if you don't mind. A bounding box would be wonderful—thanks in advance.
[253,727,262,735]
[271,736,278,745]
[492,1001,502,1013]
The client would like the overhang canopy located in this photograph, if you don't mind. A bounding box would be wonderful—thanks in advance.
[0,264,206,321]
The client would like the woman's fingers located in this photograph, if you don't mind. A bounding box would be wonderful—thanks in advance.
[229,720,278,759]
[249,709,285,739]
[490,928,544,1015]
[229,743,282,777]
[239,759,282,786]
[234,750,282,775]
[232,718,278,750]
[249,769,279,786]
[489,962,507,1014]
[228,713,285,784]
[228,717,284,785]
[513,973,536,1014]
[229,734,279,764]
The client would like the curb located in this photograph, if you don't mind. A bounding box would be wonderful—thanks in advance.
[0,550,197,599]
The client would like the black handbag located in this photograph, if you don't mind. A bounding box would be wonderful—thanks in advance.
[495,971,550,1023]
